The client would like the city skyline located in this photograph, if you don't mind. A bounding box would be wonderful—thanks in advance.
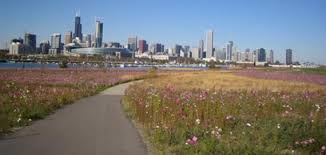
[0,0,325,64]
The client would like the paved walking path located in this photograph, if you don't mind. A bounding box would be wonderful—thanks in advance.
[0,81,146,155]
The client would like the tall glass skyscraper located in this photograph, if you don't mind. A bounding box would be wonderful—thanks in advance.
[24,33,36,53]
[226,41,233,61]
[257,48,266,62]
[95,21,103,48]
[74,15,82,41]
[286,49,293,65]
[206,30,213,58]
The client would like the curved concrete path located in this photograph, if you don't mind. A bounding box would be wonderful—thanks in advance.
[0,81,146,155]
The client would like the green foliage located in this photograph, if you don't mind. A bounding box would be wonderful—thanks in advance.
[59,60,68,68]
[299,67,326,75]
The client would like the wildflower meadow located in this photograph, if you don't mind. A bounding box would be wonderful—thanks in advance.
[123,71,326,154]
[0,68,147,135]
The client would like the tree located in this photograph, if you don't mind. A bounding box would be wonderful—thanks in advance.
[275,60,281,65]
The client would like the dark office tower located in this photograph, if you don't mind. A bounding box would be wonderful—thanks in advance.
[138,40,147,53]
[39,40,50,54]
[24,33,37,53]
[95,21,103,48]
[257,48,266,62]
[174,44,182,57]
[154,43,164,53]
[286,49,293,65]
[74,15,83,41]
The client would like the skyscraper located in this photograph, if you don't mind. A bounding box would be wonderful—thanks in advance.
[24,33,36,53]
[64,31,72,45]
[257,48,266,62]
[74,14,82,40]
[286,49,293,65]
[39,40,50,54]
[128,36,137,52]
[199,40,204,53]
[95,20,103,48]
[9,39,24,55]
[138,40,148,53]
[85,34,91,47]
[191,48,201,60]
[174,44,182,56]
[226,41,233,61]
[206,30,213,58]
[49,33,61,55]
[268,50,274,64]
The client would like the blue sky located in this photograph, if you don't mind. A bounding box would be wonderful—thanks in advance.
[0,0,325,64]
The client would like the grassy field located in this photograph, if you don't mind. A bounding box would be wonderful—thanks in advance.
[0,69,148,135]
[123,71,326,154]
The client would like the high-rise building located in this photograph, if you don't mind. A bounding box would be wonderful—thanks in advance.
[64,31,73,45]
[286,49,293,65]
[74,15,82,40]
[138,40,148,53]
[183,45,190,58]
[206,30,214,58]
[257,48,266,62]
[95,21,103,48]
[49,33,61,55]
[174,44,182,56]
[39,40,50,54]
[191,48,201,60]
[24,33,36,53]
[268,50,274,64]
[128,36,137,52]
[155,43,164,53]
[85,34,91,47]
[9,39,25,55]
[199,40,204,53]
[226,41,233,61]
[215,48,226,60]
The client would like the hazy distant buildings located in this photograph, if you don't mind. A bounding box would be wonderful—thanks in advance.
[95,21,103,48]
[174,44,182,56]
[215,48,226,60]
[155,43,164,53]
[24,33,36,53]
[226,41,233,61]
[85,34,91,47]
[128,36,137,52]
[64,31,73,45]
[286,49,293,65]
[199,40,204,53]
[49,33,61,55]
[206,30,213,58]
[74,15,83,40]
[149,43,164,53]
[138,40,148,53]
[108,42,121,48]
[183,45,190,58]
[268,50,274,64]
[191,48,201,60]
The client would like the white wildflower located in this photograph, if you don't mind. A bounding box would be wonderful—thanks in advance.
[195,119,200,125]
